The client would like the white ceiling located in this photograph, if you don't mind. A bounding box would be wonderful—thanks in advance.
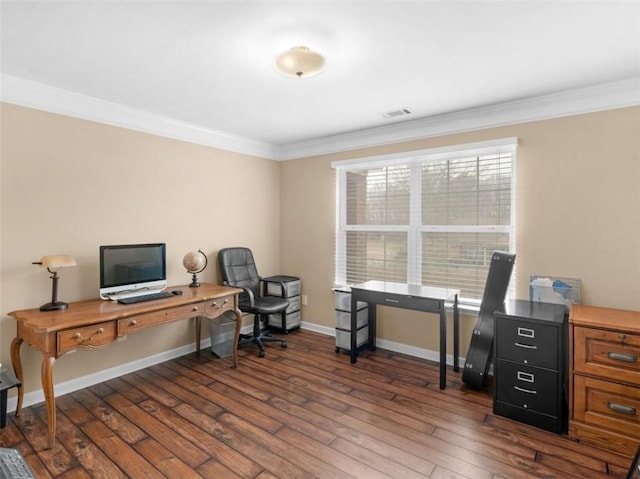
[1,1,639,159]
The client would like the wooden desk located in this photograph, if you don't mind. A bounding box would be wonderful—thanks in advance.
[349,280,460,390]
[8,283,242,449]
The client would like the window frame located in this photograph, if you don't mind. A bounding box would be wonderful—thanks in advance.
[333,138,517,307]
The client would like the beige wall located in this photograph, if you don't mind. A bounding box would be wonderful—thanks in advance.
[280,106,640,354]
[0,103,282,394]
[1,102,639,399]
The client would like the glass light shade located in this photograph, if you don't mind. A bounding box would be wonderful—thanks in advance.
[40,255,77,270]
[275,46,325,79]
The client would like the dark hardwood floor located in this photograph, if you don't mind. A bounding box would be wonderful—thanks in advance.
[1,329,633,478]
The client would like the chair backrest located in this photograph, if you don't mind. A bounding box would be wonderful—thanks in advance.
[218,247,261,307]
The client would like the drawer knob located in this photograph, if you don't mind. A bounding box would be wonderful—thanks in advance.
[130,320,137,326]
[192,306,199,312]
[607,351,637,363]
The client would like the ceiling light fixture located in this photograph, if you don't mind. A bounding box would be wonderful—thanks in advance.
[275,46,325,79]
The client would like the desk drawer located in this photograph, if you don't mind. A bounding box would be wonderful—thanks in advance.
[58,321,116,354]
[496,317,558,369]
[204,295,236,317]
[118,302,207,335]
[573,327,640,384]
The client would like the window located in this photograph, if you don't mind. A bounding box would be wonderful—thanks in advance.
[334,138,516,305]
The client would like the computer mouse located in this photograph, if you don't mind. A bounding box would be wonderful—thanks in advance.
[171,290,183,295]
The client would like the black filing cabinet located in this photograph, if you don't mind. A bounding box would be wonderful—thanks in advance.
[493,300,568,434]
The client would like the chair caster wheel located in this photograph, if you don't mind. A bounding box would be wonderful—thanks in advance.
[259,350,265,358]
[281,340,287,348]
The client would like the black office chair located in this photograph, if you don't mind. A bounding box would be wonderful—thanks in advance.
[218,247,288,358]
[462,250,516,389]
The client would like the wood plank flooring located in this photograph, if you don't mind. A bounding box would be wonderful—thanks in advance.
[0,329,633,478]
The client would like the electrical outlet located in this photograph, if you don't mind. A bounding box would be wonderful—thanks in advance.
[301,295,308,306]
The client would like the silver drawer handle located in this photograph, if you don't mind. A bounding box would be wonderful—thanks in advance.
[607,402,636,416]
[384,299,400,303]
[514,386,537,395]
[514,342,538,350]
[607,351,637,363]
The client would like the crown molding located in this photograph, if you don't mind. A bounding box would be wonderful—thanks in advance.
[0,74,277,159]
[2,74,638,162]
[274,77,640,160]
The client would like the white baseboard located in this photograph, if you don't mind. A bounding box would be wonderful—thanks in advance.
[6,322,467,414]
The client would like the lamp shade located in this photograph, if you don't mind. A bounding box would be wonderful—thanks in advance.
[39,255,77,269]
[275,46,325,79]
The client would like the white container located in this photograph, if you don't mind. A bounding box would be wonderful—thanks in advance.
[265,276,301,298]
[334,289,368,312]
[336,326,369,351]
[335,308,368,330]
[209,314,236,358]
[267,310,301,330]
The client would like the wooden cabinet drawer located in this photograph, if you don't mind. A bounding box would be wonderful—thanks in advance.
[573,326,640,384]
[495,317,558,369]
[495,359,559,416]
[573,375,640,439]
[118,302,207,335]
[203,294,235,317]
[58,321,116,354]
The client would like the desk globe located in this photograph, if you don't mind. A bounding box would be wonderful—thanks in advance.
[183,250,207,287]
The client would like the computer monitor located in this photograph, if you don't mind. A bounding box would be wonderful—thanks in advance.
[99,243,167,300]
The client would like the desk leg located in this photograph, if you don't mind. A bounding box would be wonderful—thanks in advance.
[195,316,202,355]
[350,296,358,364]
[10,337,24,416]
[439,305,447,390]
[232,308,242,369]
[453,295,460,373]
[41,354,56,449]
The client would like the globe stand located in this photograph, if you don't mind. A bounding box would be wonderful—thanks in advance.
[189,273,200,288]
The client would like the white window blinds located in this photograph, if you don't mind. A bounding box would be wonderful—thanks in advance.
[334,138,516,303]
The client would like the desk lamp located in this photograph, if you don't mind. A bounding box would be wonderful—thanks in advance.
[32,255,77,311]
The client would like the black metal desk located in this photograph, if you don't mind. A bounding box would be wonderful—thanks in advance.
[349,280,460,389]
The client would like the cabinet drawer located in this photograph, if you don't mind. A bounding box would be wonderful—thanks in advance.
[573,375,640,439]
[495,359,559,416]
[118,302,207,335]
[58,321,116,354]
[495,317,558,369]
[204,295,235,316]
[573,326,640,384]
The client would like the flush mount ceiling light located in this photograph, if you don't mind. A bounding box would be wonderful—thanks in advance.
[275,46,325,79]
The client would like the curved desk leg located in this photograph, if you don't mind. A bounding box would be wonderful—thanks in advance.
[231,308,242,369]
[10,337,24,416]
[439,305,447,390]
[41,354,56,449]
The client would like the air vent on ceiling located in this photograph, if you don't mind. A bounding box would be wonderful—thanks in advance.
[382,108,412,119]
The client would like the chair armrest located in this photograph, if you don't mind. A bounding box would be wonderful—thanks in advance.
[260,277,288,298]
[223,280,255,307]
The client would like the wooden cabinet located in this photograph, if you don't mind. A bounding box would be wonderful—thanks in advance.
[493,300,568,434]
[569,304,640,457]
